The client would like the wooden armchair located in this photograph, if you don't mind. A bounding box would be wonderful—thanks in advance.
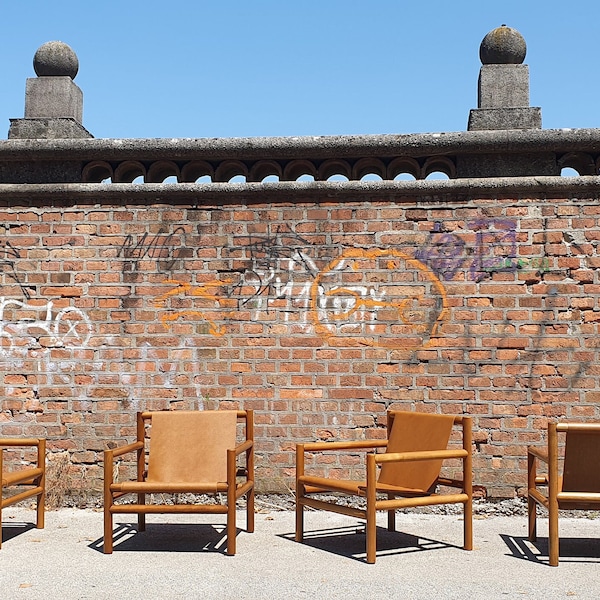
[528,421,600,566]
[103,410,254,554]
[296,410,472,563]
[1,438,45,549]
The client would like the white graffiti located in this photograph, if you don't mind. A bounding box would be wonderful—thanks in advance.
[240,249,317,327]
[0,297,93,357]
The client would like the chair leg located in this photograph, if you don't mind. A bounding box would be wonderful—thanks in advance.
[387,510,395,532]
[527,495,537,542]
[464,497,473,551]
[366,505,377,564]
[37,440,45,529]
[103,506,113,554]
[548,498,559,567]
[36,487,45,529]
[387,494,395,532]
[366,454,377,564]
[295,499,304,542]
[226,500,236,556]
[103,485,114,554]
[137,493,146,532]
[247,488,255,533]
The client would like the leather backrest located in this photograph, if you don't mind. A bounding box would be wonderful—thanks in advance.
[379,411,455,492]
[147,411,237,484]
[562,429,600,493]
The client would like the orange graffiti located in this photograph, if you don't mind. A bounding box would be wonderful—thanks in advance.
[310,248,448,348]
[154,279,235,336]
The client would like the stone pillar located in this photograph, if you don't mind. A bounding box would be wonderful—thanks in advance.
[468,26,542,131]
[8,41,93,139]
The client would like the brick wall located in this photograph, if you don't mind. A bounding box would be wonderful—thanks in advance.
[2,192,600,499]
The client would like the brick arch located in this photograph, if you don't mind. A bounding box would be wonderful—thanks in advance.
[387,157,421,180]
[318,159,351,181]
[146,161,181,183]
[248,160,282,182]
[180,160,214,182]
[558,152,595,176]
[422,156,456,179]
[82,161,113,183]
[113,161,146,183]
[352,158,386,181]
[214,160,248,182]
[282,160,317,181]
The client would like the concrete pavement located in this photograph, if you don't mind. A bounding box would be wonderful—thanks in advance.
[1,505,599,599]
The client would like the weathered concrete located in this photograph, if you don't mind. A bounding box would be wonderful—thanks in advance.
[1,507,599,599]
[2,127,600,182]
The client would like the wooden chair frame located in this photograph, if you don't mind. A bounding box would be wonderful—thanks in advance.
[528,421,600,566]
[103,410,254,554]
[1,438,45,549]
[296,412,472,563]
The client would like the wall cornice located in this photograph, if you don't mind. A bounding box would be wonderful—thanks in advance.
[0,175,599,205]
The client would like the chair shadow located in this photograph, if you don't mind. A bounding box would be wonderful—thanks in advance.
[89,522,242,554]
[1,521,36,545]
[501,534,600,566]
[280,524,460,563]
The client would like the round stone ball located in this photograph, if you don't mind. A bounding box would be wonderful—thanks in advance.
[479,25,526,65]
[33,41,79,79]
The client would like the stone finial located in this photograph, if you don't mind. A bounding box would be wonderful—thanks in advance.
[479,25,526,65]
[467,25,541,132]
[33,41,79,79]
[8,41,92,139]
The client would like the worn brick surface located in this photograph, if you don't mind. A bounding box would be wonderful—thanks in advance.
[2,195,600,498]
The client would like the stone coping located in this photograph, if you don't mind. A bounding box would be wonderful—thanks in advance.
[2,128,600,161]
[0,175,599,204]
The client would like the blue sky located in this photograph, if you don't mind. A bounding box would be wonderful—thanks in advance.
[0,0,598,140]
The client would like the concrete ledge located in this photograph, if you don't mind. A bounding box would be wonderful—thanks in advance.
[0,176,599,204]
[1,128,600,161]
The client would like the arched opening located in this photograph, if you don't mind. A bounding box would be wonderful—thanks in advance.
[425,171,450,180]
[229,175,247,183]
[318,159,351,181]
[360,173,383,182]
[296,174,315,182]
[82,161,113,183]
[393,172,417,181]
[560,167,579,177]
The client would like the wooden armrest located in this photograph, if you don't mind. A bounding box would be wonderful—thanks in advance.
[527,446,549,463]
[233,439,253,456]
[104,441,144,460]
[299,440,388,452]
[374,448,468,464]
[557,423,600,433]
[0,438,44,448]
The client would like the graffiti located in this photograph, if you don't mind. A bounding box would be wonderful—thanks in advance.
[228,225,319,316]
[0,241,31,299]
[0,297,92,357]
[156,223,448,349]
[117,227,185,272]
[154,279,233,336]
[416,220,549,282]
[310,248,448,348]
[150,219,552,348]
